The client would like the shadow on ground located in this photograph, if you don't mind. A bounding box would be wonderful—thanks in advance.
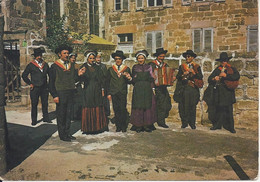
[6,111,81,170]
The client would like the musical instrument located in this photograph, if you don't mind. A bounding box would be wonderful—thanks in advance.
[154,67,175,86]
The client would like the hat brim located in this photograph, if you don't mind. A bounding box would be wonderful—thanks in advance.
[183,52,197,58]
[112,53,126,60]
[153,50,168,57]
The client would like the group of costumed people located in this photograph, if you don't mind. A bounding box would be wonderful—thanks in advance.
[22,44,240,142]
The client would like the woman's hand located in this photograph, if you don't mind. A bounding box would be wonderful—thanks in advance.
[78,67,86,76]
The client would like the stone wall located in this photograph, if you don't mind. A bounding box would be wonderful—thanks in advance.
[105,0,258,53]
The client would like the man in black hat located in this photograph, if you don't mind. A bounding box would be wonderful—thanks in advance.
[107,50,132,132]
[173,50,203,129]
[149,48,172,128]
[22,47,50,126]
[49,44,86,141]
[203,52,240,133]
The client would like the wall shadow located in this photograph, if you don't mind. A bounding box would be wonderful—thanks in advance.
[6,112,81,170]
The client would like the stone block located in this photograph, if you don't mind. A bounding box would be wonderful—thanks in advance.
[114,25,137,34]
[229,60,244,71]
[237,100,258,110]
[205,12,213,16]
[116,21,125,26]
[235,88,244,98]
[219,46,229,51]
[239,76,254,86]
[238,110,258,126]
[211,4,222,11]
[217,30,229,36]
[203,61,212,72]
[245,61,258,71]
[183,13,192,18]
[198,6,210,11]
[230,45,240,50]
[247,86,258,99]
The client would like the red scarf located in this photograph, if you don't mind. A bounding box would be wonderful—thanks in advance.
[218,64,233,74]
[31,60,45,70]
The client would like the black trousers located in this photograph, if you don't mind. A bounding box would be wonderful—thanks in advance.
[178,86,198,127]
[111,92,128,130]
[155,86,172,125]
[56,90,74,139]
[214,105,235,131]
[30,85,49,122]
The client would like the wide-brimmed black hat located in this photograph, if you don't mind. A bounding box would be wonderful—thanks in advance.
[182,50,197,58]
[84,50,97,58]
[135,49,149,58]
[216,52,232,62]
[111,50,126,60]
[55,44,73,54]
[32,47,45,57]
[153,48,168,57]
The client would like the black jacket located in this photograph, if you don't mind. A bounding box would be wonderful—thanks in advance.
[22,61,49,87]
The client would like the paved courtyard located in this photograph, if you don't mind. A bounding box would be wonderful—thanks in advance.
[1,106,258,181]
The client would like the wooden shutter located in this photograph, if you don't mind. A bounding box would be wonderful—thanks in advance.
[122,0,129,10]
[146,32,153,54]
[204,29,213,52]
[248,25,258,52]
[156,32,162,50]
[193,29,201,53]
[165,0,172,6]
[136,0,143,9]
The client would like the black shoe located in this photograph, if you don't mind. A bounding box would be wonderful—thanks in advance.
[230,129,236,133]
[149,124,156,130]
[210,126,221,130]
[116,128,122,132]
[130,125,137,131]
[190,125,196,130]
[31,121,37,126]
[144,127,152,132]
[68,135,76,140]
[60,137,71,142]
[158,124,169,128]
[181,124,188,128]
[122,129,127,132]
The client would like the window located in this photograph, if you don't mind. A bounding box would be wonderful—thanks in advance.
[193,28,213,53]
[89,0,99,36]
[146,31,163,54]
[117,33,133,53]
[247,25,258,52]
[115,0,129,11]
[147,0,172,7]
[46,0,60,37]
[46,0,60,20]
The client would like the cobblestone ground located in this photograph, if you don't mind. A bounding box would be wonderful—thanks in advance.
[1,106,258,181]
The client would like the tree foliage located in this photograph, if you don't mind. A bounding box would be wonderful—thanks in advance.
[45,15,73,53]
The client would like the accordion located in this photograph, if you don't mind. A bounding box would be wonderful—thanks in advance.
[154,67,175,86]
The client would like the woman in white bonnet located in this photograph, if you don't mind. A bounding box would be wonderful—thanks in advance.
[80,50,108,134]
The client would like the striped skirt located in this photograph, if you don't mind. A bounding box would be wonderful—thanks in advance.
[81,106,108,134]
